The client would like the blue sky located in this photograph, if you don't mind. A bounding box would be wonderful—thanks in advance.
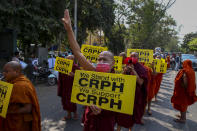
[167,0,197,40]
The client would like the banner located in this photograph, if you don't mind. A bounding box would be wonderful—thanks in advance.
[114,56,123,72]
[81,45,108,63]
[127,49,153,63]
[153,59,161,73]
[71,70,136,115]
[0,81,13,118]
[159,63,167,73]
[153,59,167,73]
[54,57,73,75]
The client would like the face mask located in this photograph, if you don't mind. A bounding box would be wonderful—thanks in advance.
[131,57,138,64]
[96,63,111,73]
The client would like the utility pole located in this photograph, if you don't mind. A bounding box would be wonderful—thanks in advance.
[74,0,77,39]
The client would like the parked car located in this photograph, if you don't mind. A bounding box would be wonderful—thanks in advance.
[181,54,197,70]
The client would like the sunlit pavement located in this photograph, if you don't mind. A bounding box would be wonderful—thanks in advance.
[36,70,197,131]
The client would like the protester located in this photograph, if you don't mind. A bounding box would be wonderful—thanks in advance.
[116,52,148,131]
[154,54,163,101]
[166,54,171,69]
[119,52,127,63]
[171,60,197,123]
[175,53,181,71]
[1,61,41,131]
[143,63,156,115]
[58,55,79,120]
[12,51,20,63]
[62,9,116,131]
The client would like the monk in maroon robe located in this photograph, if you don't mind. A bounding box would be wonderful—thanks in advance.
[62,10,116,131]
[116,53,148,131]
[58,55,80,120]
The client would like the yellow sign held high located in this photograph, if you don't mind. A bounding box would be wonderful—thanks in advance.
[127,49,153,63]
[0,81,13,118]
[54,57,73,75]
[71,70,136,115]
[81,45,108,63]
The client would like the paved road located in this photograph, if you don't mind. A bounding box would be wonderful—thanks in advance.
[36,70,197,131]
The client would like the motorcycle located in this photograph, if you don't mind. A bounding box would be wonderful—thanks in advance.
[32,65,58,86]
[32,66,51,84]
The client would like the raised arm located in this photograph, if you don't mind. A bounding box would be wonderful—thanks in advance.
[62,9,95,71]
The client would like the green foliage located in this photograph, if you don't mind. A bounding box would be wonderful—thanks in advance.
[116,0,177,49]
[0,0,67,54]
[182,32,197,53]
[67,0,115,46]
[0,0,115,54]
[164,37,179,52]
[188,38,197,51]
[106,24,127,55]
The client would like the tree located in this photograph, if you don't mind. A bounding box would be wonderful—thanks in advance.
[182,32,197,53]
[67,0,115,46]
[188,38,197,51]
[0,0,67,55]
[0,0,116,55]
[116,0,177,49]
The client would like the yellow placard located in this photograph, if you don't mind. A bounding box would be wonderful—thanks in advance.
[114,56,123,71]
[153,59,161,73]
[153,59,167,73]
[127,49,153,63]
[81,45,108,63]
[161,58,166,63]
[71,70,136,115]
[144,63,153,69]
[159,63,167,73]
[0,81,13,118]
[54,57,73,75]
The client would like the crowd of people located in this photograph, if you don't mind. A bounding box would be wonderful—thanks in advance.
[0,9,197,131]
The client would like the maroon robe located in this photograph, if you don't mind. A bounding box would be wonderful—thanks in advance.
[116,62,148,128]
[83,69,116,131]
[57,64,80,112]
[83,107,115,131]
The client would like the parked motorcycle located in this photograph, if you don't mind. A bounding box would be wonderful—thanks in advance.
[33,66,51,83]
[32,65,58,86]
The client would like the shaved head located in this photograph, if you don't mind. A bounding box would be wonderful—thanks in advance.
[3,61,22,81]
[97,51,114,69]
[119,52,126,57]
[5,61,22,72]
[130,52,138,57]
[99,51,114,61]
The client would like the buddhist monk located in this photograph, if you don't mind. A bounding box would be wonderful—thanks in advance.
[116,52,148,131]
[143,63,156,115]
[58,55,80,120]
[154,55,163,101]
[166,55,171,68]
[171,60,197,123]
[1,61,41,131]
[62,9,115,131]
[119,52,126,63]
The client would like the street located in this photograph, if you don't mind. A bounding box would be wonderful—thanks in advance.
[37,70,197,131]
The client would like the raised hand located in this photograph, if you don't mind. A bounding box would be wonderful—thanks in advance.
[62,9,72,31]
